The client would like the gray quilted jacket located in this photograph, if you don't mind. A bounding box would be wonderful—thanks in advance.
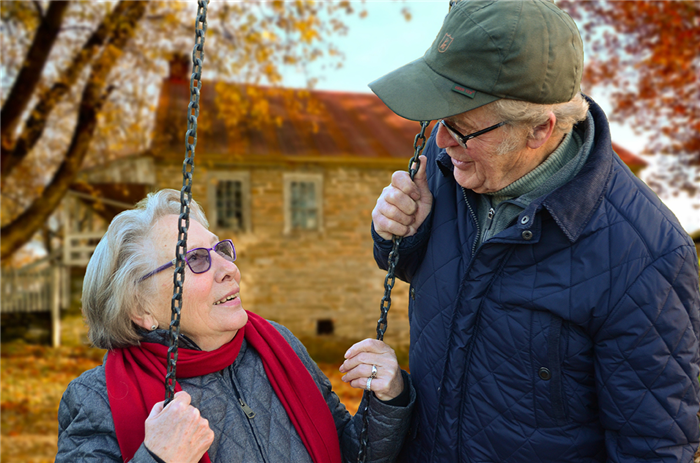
[57,321,415,462]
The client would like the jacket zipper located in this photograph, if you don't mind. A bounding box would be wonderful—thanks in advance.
[462,188,480,257]
[431,188,481,463]
[225,372,268,462]
[239,397,256,418]
[456,245,517,463]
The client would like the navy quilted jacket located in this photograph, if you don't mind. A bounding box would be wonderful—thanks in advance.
[373,98,700,462]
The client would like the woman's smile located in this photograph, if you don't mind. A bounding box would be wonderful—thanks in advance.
[213,292,241,306]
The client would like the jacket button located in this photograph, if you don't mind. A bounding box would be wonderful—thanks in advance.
[410,287,416,300]
[522,230,533,240]
[538,367,551,380]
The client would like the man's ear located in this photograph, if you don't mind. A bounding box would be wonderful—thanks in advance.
[527,112,556,150]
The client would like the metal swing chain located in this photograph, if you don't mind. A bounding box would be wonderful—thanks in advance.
[164,0,210,406]
[356,120,430,462]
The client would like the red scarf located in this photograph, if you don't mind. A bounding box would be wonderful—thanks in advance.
[105,311,341,463]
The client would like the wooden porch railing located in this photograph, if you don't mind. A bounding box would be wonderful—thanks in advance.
[1,259,66,347]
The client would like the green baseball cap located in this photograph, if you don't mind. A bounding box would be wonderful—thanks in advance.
[369,0,583,121]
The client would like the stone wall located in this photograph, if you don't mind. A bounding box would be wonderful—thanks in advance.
[155,162,411,350]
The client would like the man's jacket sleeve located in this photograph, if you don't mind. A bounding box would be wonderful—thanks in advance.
[372,215,432,284]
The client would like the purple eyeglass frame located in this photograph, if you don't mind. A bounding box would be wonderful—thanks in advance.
[139,239,236,282]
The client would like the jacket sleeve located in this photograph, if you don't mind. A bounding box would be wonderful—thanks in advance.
[336,370,416,463]
[372,131,441,284]
[593,244,700,462]
[276,323,416,463]
[56,369,160,463]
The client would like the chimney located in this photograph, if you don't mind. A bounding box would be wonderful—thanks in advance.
[168,53,191,83]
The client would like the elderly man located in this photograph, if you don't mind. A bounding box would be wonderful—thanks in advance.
[369,1,700,462]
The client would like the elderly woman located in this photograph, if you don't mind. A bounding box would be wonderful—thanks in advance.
[57,189,414,463]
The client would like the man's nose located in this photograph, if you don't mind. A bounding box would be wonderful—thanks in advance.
[436,122,458,149]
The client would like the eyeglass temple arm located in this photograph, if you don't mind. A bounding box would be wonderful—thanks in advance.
[139,260,176,282]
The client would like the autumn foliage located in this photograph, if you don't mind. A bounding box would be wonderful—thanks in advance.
[558,0,700,194]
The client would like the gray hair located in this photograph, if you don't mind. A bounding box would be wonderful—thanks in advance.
[82,189,209,350]
[489,93,589,155]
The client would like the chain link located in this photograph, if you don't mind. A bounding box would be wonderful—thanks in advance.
[356,120,430,462]
[164,0,209,407]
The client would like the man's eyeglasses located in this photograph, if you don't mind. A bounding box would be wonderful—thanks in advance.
[439,119,507,149]
[139,239,236,282]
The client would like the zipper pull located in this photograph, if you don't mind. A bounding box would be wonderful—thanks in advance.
[239,398,256,418]
[487,208,495,220]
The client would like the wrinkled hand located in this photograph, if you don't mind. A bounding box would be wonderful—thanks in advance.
[144,391,214,463]
[339,339,404,401]
[372,155,432,241]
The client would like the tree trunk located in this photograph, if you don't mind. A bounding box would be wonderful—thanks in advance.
[0,1,148,260]
[1,1,139,183]
[0,1,71,149]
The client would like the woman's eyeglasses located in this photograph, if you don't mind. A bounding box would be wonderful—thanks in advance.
[439,119,506,149]
[139,239,236,282]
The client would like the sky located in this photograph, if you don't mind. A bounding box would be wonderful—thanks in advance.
[280,1,700,234]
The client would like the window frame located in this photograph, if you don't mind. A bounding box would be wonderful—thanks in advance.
[283,172,323,234]
[207,171,251,233]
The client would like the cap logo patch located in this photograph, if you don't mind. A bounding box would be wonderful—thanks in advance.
[438,33,454,53]
[452,84,476,99]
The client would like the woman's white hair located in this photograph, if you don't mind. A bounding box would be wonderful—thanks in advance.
[489,93,590,155]
[82,189,208,350]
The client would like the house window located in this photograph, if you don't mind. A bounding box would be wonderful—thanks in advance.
[284,173,323,233]
[216,180,243,229]
[207,171,251,232]
[291,181,317,229]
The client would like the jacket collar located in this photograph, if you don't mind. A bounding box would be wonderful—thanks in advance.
[436,95,613,243]
[540,97,612,242]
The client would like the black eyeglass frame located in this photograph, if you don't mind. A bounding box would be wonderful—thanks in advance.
[439,119,507,149]
[139,239,236,282]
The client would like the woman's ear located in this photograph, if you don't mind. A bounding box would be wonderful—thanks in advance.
[526,112,556,150]
[130,310,157,331]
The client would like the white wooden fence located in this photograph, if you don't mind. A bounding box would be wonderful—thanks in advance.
[1,260,67,347]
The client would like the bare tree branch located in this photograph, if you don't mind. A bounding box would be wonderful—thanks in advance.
[0,1,148,259]
[1,1,70,152]
[1,1,139,182]
[32,0,44,19]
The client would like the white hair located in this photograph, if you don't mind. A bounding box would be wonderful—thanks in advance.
[82,189,209,349]
[489,93,589,155]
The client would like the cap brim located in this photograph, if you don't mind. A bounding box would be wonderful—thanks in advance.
[368,57,500,122]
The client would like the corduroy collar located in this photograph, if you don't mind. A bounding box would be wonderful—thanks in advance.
[540,96,613,242]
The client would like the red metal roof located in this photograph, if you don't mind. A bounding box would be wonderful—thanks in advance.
[151,77,647,171]
[151,80,435,163]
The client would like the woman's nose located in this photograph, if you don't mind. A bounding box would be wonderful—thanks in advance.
[213,253,240,282]
[436,122,459,149]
